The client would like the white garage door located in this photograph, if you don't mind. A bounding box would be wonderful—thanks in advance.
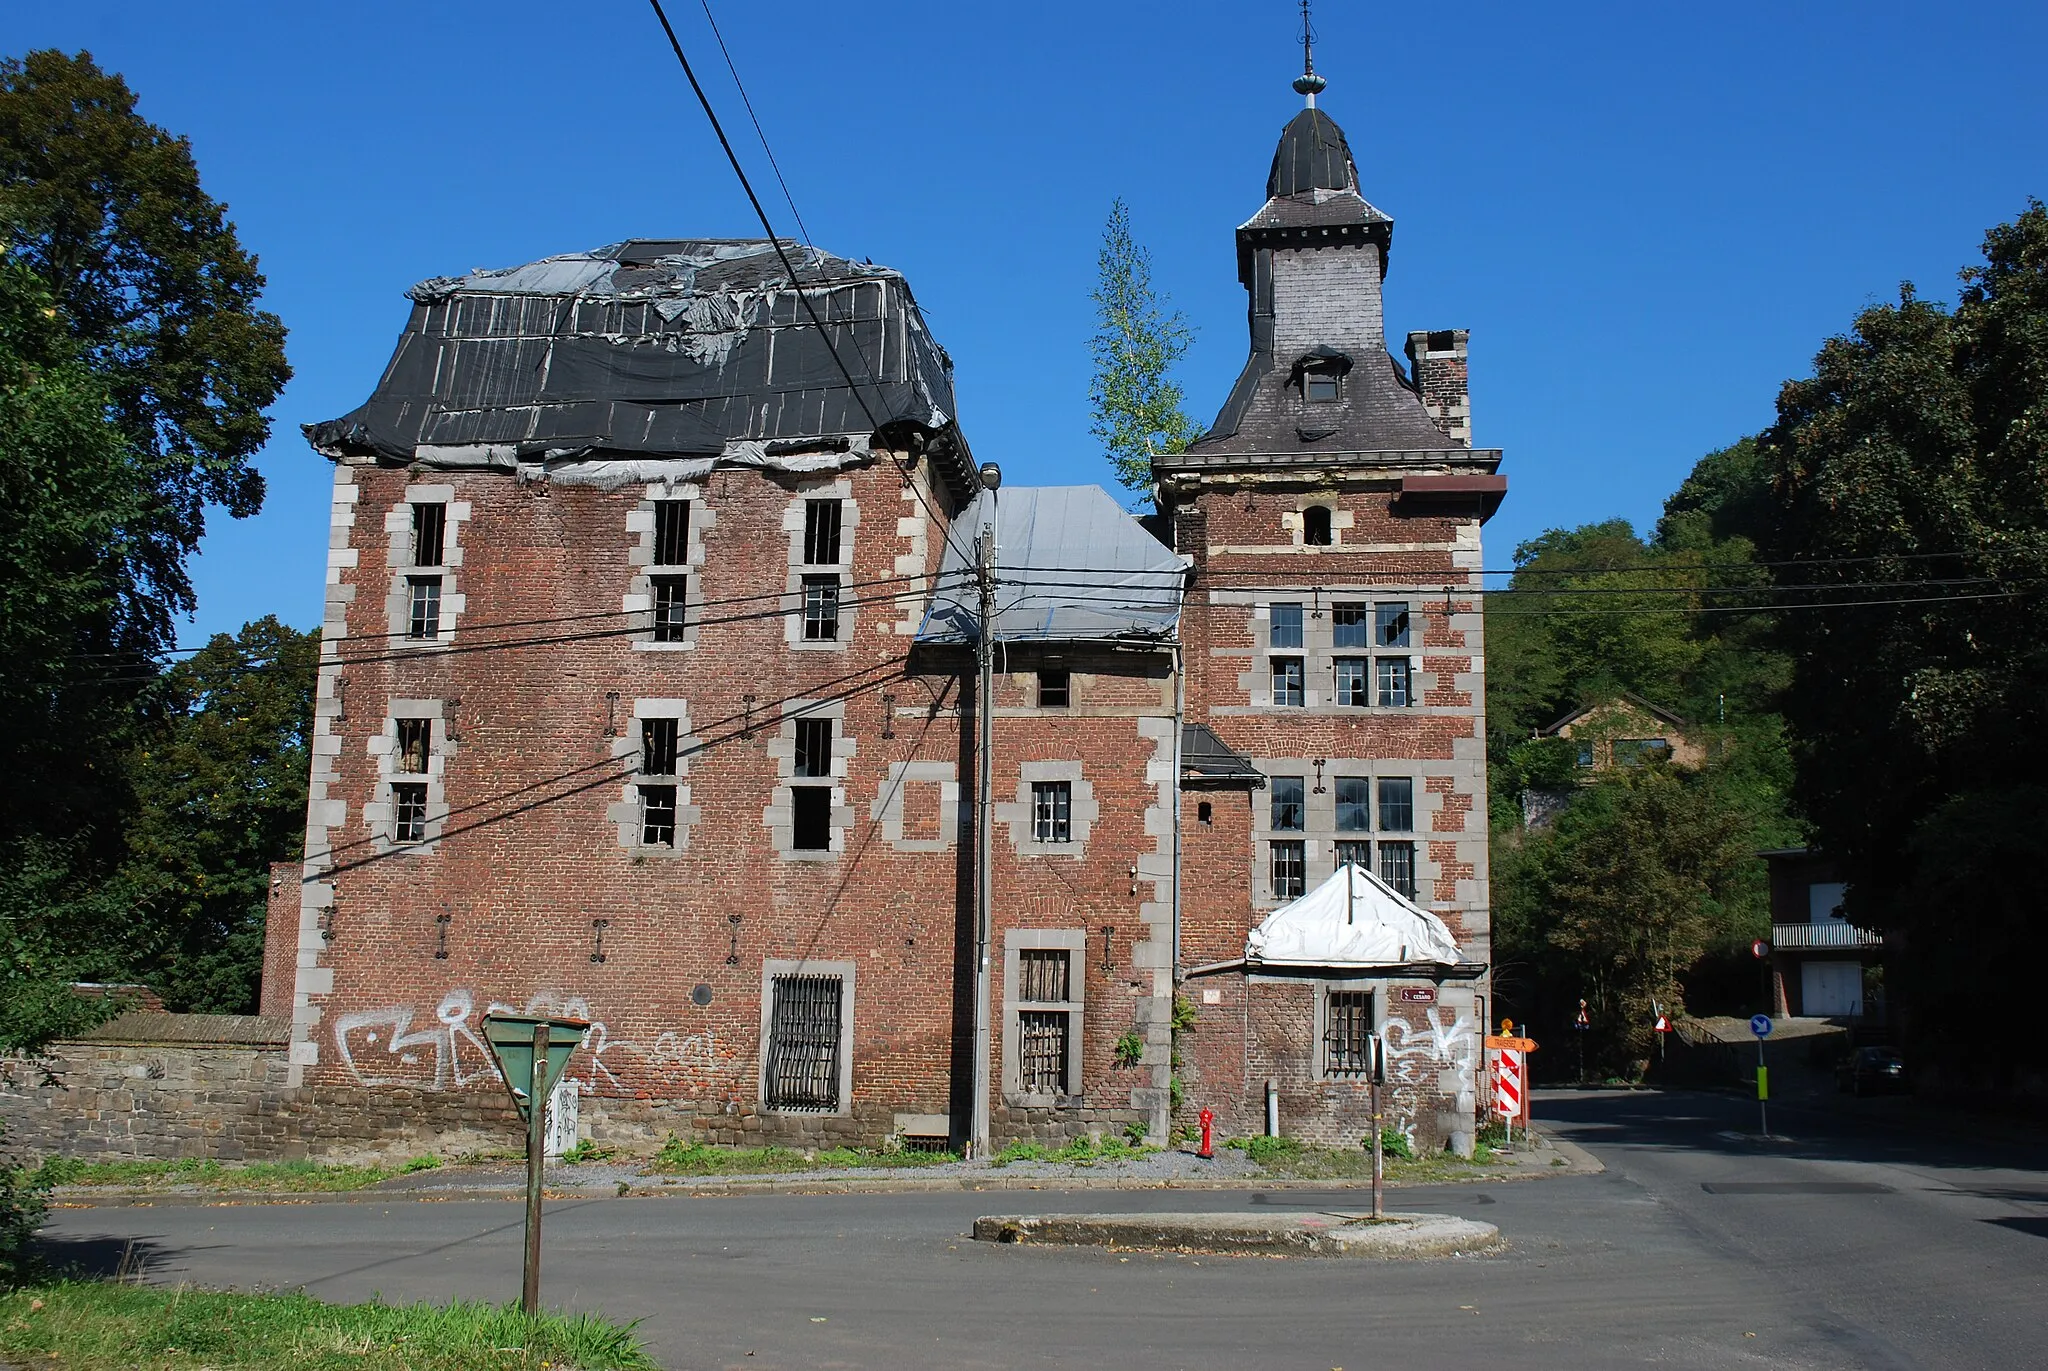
[1802,960,1862,1017]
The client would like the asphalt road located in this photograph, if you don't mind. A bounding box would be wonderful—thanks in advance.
[37,1089,2048,1370]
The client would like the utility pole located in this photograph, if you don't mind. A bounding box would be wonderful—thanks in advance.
[969,462,1001,1158]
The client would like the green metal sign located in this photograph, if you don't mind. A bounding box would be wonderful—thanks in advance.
[481,1014,589,1123]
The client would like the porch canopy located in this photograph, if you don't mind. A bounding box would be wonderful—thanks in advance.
[1246,864,1465,969]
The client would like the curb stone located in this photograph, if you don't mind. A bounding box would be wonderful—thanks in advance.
[972,1210,1503,1258]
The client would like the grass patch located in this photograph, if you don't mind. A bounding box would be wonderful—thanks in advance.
[35,1158,399,1193]
[0,1281,657,1370]
[648,1137,960,1176]
[1223,1135,1499,1182]
[990,1135,1159,1168]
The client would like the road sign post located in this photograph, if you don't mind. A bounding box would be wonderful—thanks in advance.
[481,1013,590,1315]
[1484,1020,1537,1148]
[1369,1033,1385,1220]
[1573,999,1590,1084]
[1749,1013,1773,1137]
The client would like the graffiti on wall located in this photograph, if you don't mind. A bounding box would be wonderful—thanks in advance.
[332,988,730,1095]
[1381,1005,1480,1144]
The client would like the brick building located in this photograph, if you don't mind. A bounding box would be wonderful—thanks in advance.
[265,83,1504,1158]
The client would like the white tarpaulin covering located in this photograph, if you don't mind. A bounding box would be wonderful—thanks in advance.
[1246,864,1464,968]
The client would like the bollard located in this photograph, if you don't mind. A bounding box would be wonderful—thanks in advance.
[1265,1078,1279,1137]
[1198,1107,1214,1160]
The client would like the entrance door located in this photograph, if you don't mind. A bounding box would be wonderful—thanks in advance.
[1801,960,1862,1017]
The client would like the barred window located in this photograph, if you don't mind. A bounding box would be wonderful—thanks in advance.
[1271,777,1305,832]
[406,576,442,640]
[1334,839,1373,871]
[650,574,688,642]
[395,718,431,775]
[1333,603,1370,648]
[1013,946,1077,1099]
[411,503,446,568]
[802,575,841,641]
[1378,840,1418,900]
[1376,656,1411,708]
[1324,990,1375,1075]
[1335,657,1369,706]
[1377,602,1411,648]
[764,974,843,1111]
[1271,839,1307,900]
[1377,777,1414,832]
[391,782,428,843]
[1272,657,1305,707]
[1032,781,1073,844]
[639,784,677,847]
[652,499,691,566]
[642,717,680,776]
[1335,777,1370,832]
[1270,603,1304,648]
[803,499,844,564]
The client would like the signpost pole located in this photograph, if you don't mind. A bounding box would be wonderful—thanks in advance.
[1757,1037,1769,1139]
[1370,1033,1384,1221]
[523,1022,548,1315]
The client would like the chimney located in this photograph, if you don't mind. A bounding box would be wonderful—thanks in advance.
[1404,329,1471,447]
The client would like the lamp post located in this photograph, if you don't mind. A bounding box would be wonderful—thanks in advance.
[969,460,1001,1158]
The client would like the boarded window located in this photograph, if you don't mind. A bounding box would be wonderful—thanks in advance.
[406,576,442,639]
[642,717,680,776]
[391,782,428,843]
[1324,991,1375,1075]
[652,500,690,566]
[791,785,831,850]
[639,784,677,847]
[411,503,446,567]
[650,574,688,642]
[1032,781,1072,843]
[803,499,843,564]
[395,718,431,775]
[1015,948,1075,1098]
[802,575,841,640]
[764,974,843,1110]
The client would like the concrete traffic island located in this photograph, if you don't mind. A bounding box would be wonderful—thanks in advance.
[972,1210,1501,1258]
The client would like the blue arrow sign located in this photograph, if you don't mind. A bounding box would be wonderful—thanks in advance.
[1750,1014,1773,1039]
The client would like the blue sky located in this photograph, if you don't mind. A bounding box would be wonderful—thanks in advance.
[10,1,2046,643]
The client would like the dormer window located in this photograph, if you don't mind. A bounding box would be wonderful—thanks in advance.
[1305,372,1341,403]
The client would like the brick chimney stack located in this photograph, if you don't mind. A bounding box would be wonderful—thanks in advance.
[1404,329,1471,447]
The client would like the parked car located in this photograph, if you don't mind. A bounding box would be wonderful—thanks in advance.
[1836,1046,1907,1095]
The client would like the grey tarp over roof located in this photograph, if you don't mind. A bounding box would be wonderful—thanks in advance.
[304,239,965,478]
[917,486,1187,644]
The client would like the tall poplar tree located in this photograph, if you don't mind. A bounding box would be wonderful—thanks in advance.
[1087,199,1201,492]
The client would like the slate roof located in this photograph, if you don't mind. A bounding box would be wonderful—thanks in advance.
[1266,109,1361,198]
[1181,723,1261,783]
[306,239,975,497]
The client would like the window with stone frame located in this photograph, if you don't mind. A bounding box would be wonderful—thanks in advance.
[1335,777,1371,835]
[1375,655,1412,708]
[650,574,689,642]
[1272,656,1306,707]
[406,576,442,640]
[651,499,691,567]
[411,502,446,567]
[391,783,428,844]
[1037,669,1070,708]
[637,716,683,847]
[1375,601,1413,707]
[802,575,841,641]
[1271,776,1306,832]
[1032,780,1073,844]
[1334,657,1369,706]
[763,973,845,1111]
[1377,777,1415,832]
[1333,603,1370,647]
[802,498,844,565]
[790,717,834,851]
[1270,603,1304,648]
[1271,839,1307,901]
[1324,990,1376,1075]
[1334,839,1373,871]
[1302,504,1334,544]
[1377,841,1418,900]
[1015,949,1075,1095]
[395,718,432,776]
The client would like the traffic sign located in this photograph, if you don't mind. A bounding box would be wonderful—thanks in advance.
[1654,1013,1671,1033]
[482,1014,589,1121]
[1751,939,1771,960]
[1749,1013,1773,1039]
[1574,999,1590,1029]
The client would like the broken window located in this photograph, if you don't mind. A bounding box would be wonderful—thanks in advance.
[650,574,688,642]
[1038,669,1070,708]
[803,499,844,565]
[1032,781,1073,844]
[1324,990,1375,1075]
[652,499,691,566]
[1013,946,1078,1099]
[406,576,442,640]
[1334,657,1369,706]
[1271,777,1305,832]
[642,717,680,776]
[1377,777,1414,832]
[1333,603,1370,648]
[638,784,677,847]
[1376,656,1412,708]
[391,782,428,844]
[1269,603,1304,648]
[790,785,832,851]
[794,718,833,778]
[764,973,844,1111]
[1303,504,1333,544]
[395,718,431,775]
[802,575,841,641]
[1272,657,1305,707]
[1335,777,1370,832]
[1271,840,1307,901]
[1377,602,1412,648]
[1378,840,1418,901]
[411,502,446,568]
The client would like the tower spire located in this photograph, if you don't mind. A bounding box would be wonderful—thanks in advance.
[1292,0,1327,106]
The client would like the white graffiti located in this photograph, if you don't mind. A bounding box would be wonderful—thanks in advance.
[1381,1006,1480,1097]
[332,987,722,1095]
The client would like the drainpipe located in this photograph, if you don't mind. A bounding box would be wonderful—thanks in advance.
[1170,641,1185,974]
[969,466,1001,1158]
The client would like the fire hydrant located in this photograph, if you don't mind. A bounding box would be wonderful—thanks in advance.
[1198,1107,1214,1159]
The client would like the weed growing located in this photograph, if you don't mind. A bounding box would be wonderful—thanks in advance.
[34,1158,398,1193]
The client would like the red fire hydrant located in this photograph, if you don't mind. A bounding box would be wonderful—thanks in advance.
[1198,1107,1214,1159]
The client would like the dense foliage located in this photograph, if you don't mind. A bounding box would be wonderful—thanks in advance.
[1088,198,1202,492]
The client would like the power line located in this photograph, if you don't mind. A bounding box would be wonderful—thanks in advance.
[696,0,813,247]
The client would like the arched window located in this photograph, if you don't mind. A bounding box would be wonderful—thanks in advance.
[1303,505,1333,546]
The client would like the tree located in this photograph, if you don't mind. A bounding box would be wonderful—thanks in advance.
[120,618,317,1013]
[0,49,290,643]
[1759,201,2048,1091]
[1087,198,1201,492]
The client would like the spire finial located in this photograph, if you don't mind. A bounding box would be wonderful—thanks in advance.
[1292,0,1327,106]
